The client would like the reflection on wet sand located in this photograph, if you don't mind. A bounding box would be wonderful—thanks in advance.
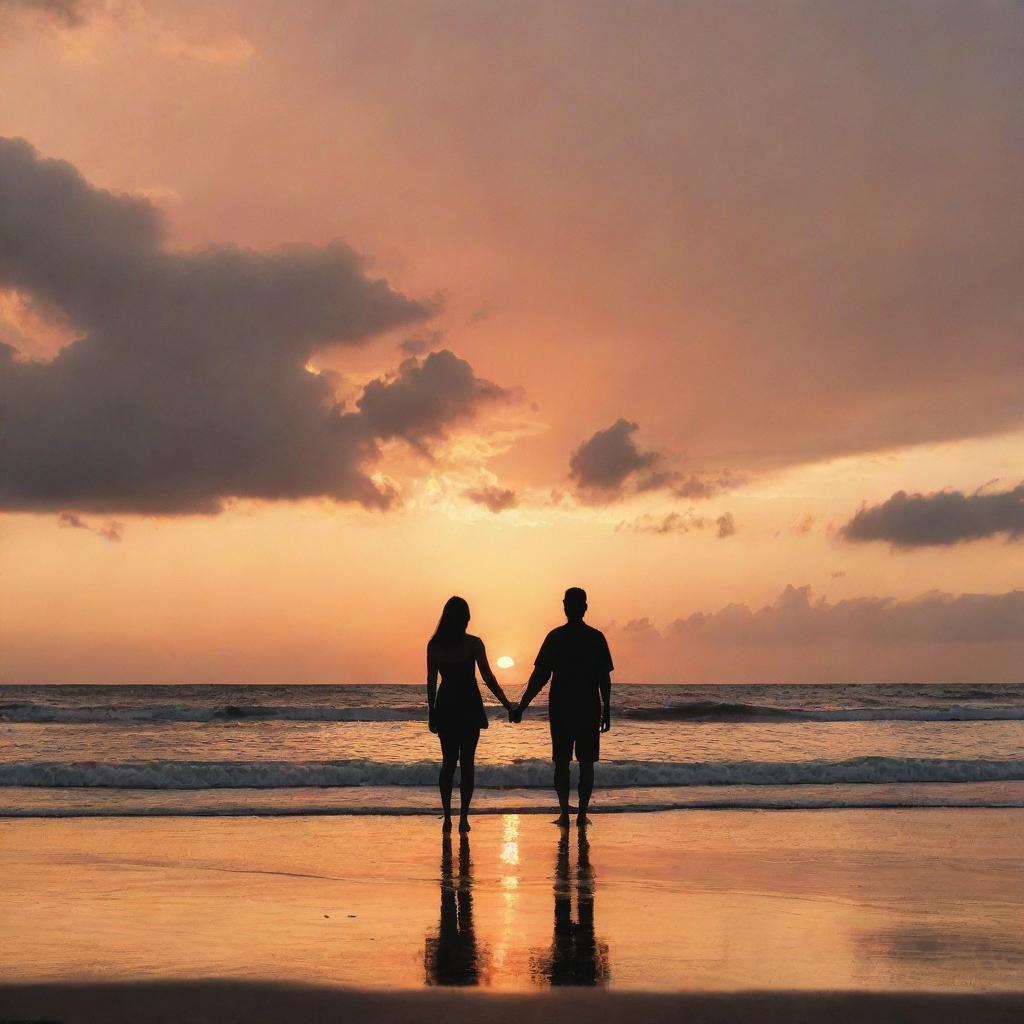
[532,829,610,986]
[424,833,491,985]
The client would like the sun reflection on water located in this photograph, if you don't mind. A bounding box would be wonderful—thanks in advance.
[494,814,521,974]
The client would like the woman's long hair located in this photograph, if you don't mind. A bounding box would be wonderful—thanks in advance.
[430,596,471,650]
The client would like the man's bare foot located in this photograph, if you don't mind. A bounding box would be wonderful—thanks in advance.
[442,817,453,832]
[554,812,570,828]
[576,813,591,827]
[458,817,471,833]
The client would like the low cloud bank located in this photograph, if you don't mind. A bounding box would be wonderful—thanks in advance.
[609,585,1024,683]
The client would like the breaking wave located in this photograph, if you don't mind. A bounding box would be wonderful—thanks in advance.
[3,756,1023,790]
[3,700,1024,725]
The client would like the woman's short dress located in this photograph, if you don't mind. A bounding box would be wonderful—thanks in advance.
[433,654,489,738]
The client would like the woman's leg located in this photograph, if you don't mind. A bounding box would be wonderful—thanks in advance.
[458,730,480,831]
[438,731,458,829]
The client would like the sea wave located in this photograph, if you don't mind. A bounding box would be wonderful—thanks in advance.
[3,700,1024,725]
[0,703,422,724]
[2,756,1023,790]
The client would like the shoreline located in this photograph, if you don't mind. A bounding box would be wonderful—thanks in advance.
[3,779,1024,817]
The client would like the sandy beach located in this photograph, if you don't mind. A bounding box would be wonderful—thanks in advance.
[1,807,1022,1001]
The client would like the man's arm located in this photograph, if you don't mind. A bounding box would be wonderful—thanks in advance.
[599,632,613,732]
[512,664,551,722]
[599,671,612,732]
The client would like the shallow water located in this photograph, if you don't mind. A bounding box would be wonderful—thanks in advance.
[1,683,1022,815]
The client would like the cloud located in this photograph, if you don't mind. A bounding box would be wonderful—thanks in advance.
[0,0,87,26]
[569,419,659,494]
[617,509,737,538]
[57,511,122,542]
[154,28,254,66]
[607,585,1024,683]
[841,484,1024,548]
[676,584,1024,645]
[715,512,736,538]
[618,511,701,535]
[0,137,512,515]
[399,330,445,356]
[794,514,815,535]
[264,4,1024,477]
[357,350,510,454]
[672,474,740,500]
[463,484,518,513]
[567,419,742,503]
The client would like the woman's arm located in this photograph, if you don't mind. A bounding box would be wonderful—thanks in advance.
[475,638,511,709]
[426,649,439,733]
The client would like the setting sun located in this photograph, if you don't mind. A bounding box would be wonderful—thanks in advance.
[496,656,515,670]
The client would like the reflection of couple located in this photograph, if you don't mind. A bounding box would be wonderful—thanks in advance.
[424,828,610,987]
[427,587,613,832]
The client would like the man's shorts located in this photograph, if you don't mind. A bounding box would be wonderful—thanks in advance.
[549,713,600,763]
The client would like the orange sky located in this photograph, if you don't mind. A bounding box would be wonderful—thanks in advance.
[1,0,1022,683]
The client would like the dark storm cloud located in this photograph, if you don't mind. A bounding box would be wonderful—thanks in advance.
[0,137,509,514]
[463,485,518,513]
[841,484,1024,548]
[569,419,659,493]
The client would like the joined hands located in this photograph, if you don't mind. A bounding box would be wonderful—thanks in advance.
[507,702,524,724]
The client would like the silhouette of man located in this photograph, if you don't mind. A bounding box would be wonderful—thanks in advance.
[512,587,613,827]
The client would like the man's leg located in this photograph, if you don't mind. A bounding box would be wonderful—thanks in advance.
[554,756,572,827]
[577,760,594,824]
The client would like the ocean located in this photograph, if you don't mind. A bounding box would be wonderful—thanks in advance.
[2,683,1023,817]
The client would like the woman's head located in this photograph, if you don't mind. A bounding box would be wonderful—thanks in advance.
[430,595,471,647]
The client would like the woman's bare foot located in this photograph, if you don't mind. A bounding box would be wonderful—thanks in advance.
[442,816,453,832]
[576,813,591,827]
[458,817,471,833]
[554,812,571,828]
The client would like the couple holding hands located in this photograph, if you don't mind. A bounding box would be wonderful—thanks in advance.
[427,587,613,832]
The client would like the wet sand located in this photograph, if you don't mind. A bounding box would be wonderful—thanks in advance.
[0,808,1021,1001]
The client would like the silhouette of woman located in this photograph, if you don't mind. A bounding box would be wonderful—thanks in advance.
[427,596,512,832]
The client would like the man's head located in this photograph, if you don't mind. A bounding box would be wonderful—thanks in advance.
[563,587,588,622]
